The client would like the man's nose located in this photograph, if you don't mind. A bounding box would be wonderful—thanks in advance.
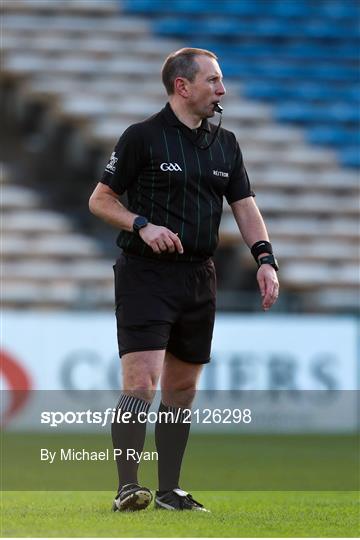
[216,82,226,96]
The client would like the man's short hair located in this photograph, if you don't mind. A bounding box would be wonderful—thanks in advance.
[162,47,218,95]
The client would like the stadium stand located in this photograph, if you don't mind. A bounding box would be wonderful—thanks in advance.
[1,161,114,309]
[122,0,359,168]
[1,0,359,312]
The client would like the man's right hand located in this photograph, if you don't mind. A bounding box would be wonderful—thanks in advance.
[139,224,184,254]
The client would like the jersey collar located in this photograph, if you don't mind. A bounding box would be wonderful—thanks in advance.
[162,102,211,133]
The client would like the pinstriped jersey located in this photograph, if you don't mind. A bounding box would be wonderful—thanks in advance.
[100,103,255,261]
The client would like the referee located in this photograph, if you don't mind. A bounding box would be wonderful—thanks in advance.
[89,48,279,512]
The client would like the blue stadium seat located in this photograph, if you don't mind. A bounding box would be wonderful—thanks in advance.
[311,65,358,82]
[190,40,357,62]
[348,87,360,102]
[152,18,195,36]
[270,1,310,18]
[275,104,323,124]
[201,18,245,37]
[317,1,360,19]
[221,1,271,16]
[328,104,359,123]
[171,0,217,15]
[340,147,360,168]
[276,103,359,125]
[307,126,359,147]
[254,19,299,38]
[303,20,359,39]
[243,83,289,101]
[245,83,360,105]
[123,0,360,21]
[121,0,164,14]
[283,43,357,61]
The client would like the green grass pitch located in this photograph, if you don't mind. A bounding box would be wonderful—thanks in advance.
[1,432,359,537]
[1,490,359,537]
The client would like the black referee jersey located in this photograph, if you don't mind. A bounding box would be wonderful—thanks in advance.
[100,102,255,262]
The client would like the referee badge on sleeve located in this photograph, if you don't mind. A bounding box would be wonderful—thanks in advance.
[105,151,118,174]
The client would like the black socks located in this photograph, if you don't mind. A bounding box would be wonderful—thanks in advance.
[155,402,191,491]
[112,396,191,493]
[111,394,150,491]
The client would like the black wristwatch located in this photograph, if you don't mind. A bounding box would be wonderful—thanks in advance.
[133,215,148,235]
[258,254,279,272]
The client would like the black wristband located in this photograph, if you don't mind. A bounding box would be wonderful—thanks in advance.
[251,240,273,263]
[258,254,279,271]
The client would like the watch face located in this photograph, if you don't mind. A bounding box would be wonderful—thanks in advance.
[133,216,148,231]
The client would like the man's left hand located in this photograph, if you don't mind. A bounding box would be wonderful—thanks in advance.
[257,265,279,311]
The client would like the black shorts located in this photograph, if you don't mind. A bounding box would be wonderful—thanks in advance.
[113,253,216,364]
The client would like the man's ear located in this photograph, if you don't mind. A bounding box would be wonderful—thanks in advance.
[174,77,190,98]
